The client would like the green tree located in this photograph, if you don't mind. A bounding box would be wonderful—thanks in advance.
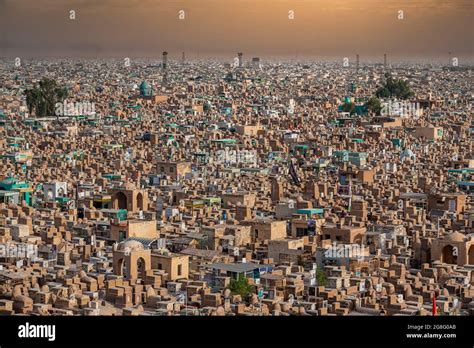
[342,102,356,115]
[376,73,414,100]
[25,78,68,118]
[316,269,327,286]
[228,275,253,299]
[364,96,382,115]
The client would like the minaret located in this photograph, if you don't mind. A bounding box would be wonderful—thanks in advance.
[238,52,243,68]
[271,177,283,202]
[356,54,360,73]
[162,51,168,69]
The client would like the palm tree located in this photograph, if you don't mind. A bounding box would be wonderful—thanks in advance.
[25,78,68,119]
[364,96,382,115]
[25,88,41,116]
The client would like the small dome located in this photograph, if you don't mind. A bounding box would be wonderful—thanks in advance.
[400,148,416,161]
[444,231,465,243]
[118,240,144,251]
[139,81,152,97]
[14,295,33,304]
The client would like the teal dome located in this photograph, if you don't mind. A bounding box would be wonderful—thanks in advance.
[0,177,18,190]
[1,177,16,186]
[139,81,152,97]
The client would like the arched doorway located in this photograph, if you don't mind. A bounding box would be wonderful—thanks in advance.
[354,235,363,244]
[137,192,144,211]
[115,192,128,210]
[137,257,146,279]
[468,245,474,265]
[426,248,431,264]
[441,245,457,265]
[117,258,128,277]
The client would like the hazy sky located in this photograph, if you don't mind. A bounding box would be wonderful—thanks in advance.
[1,0,473,61]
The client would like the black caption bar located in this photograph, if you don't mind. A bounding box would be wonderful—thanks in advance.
[0,316,472,347]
